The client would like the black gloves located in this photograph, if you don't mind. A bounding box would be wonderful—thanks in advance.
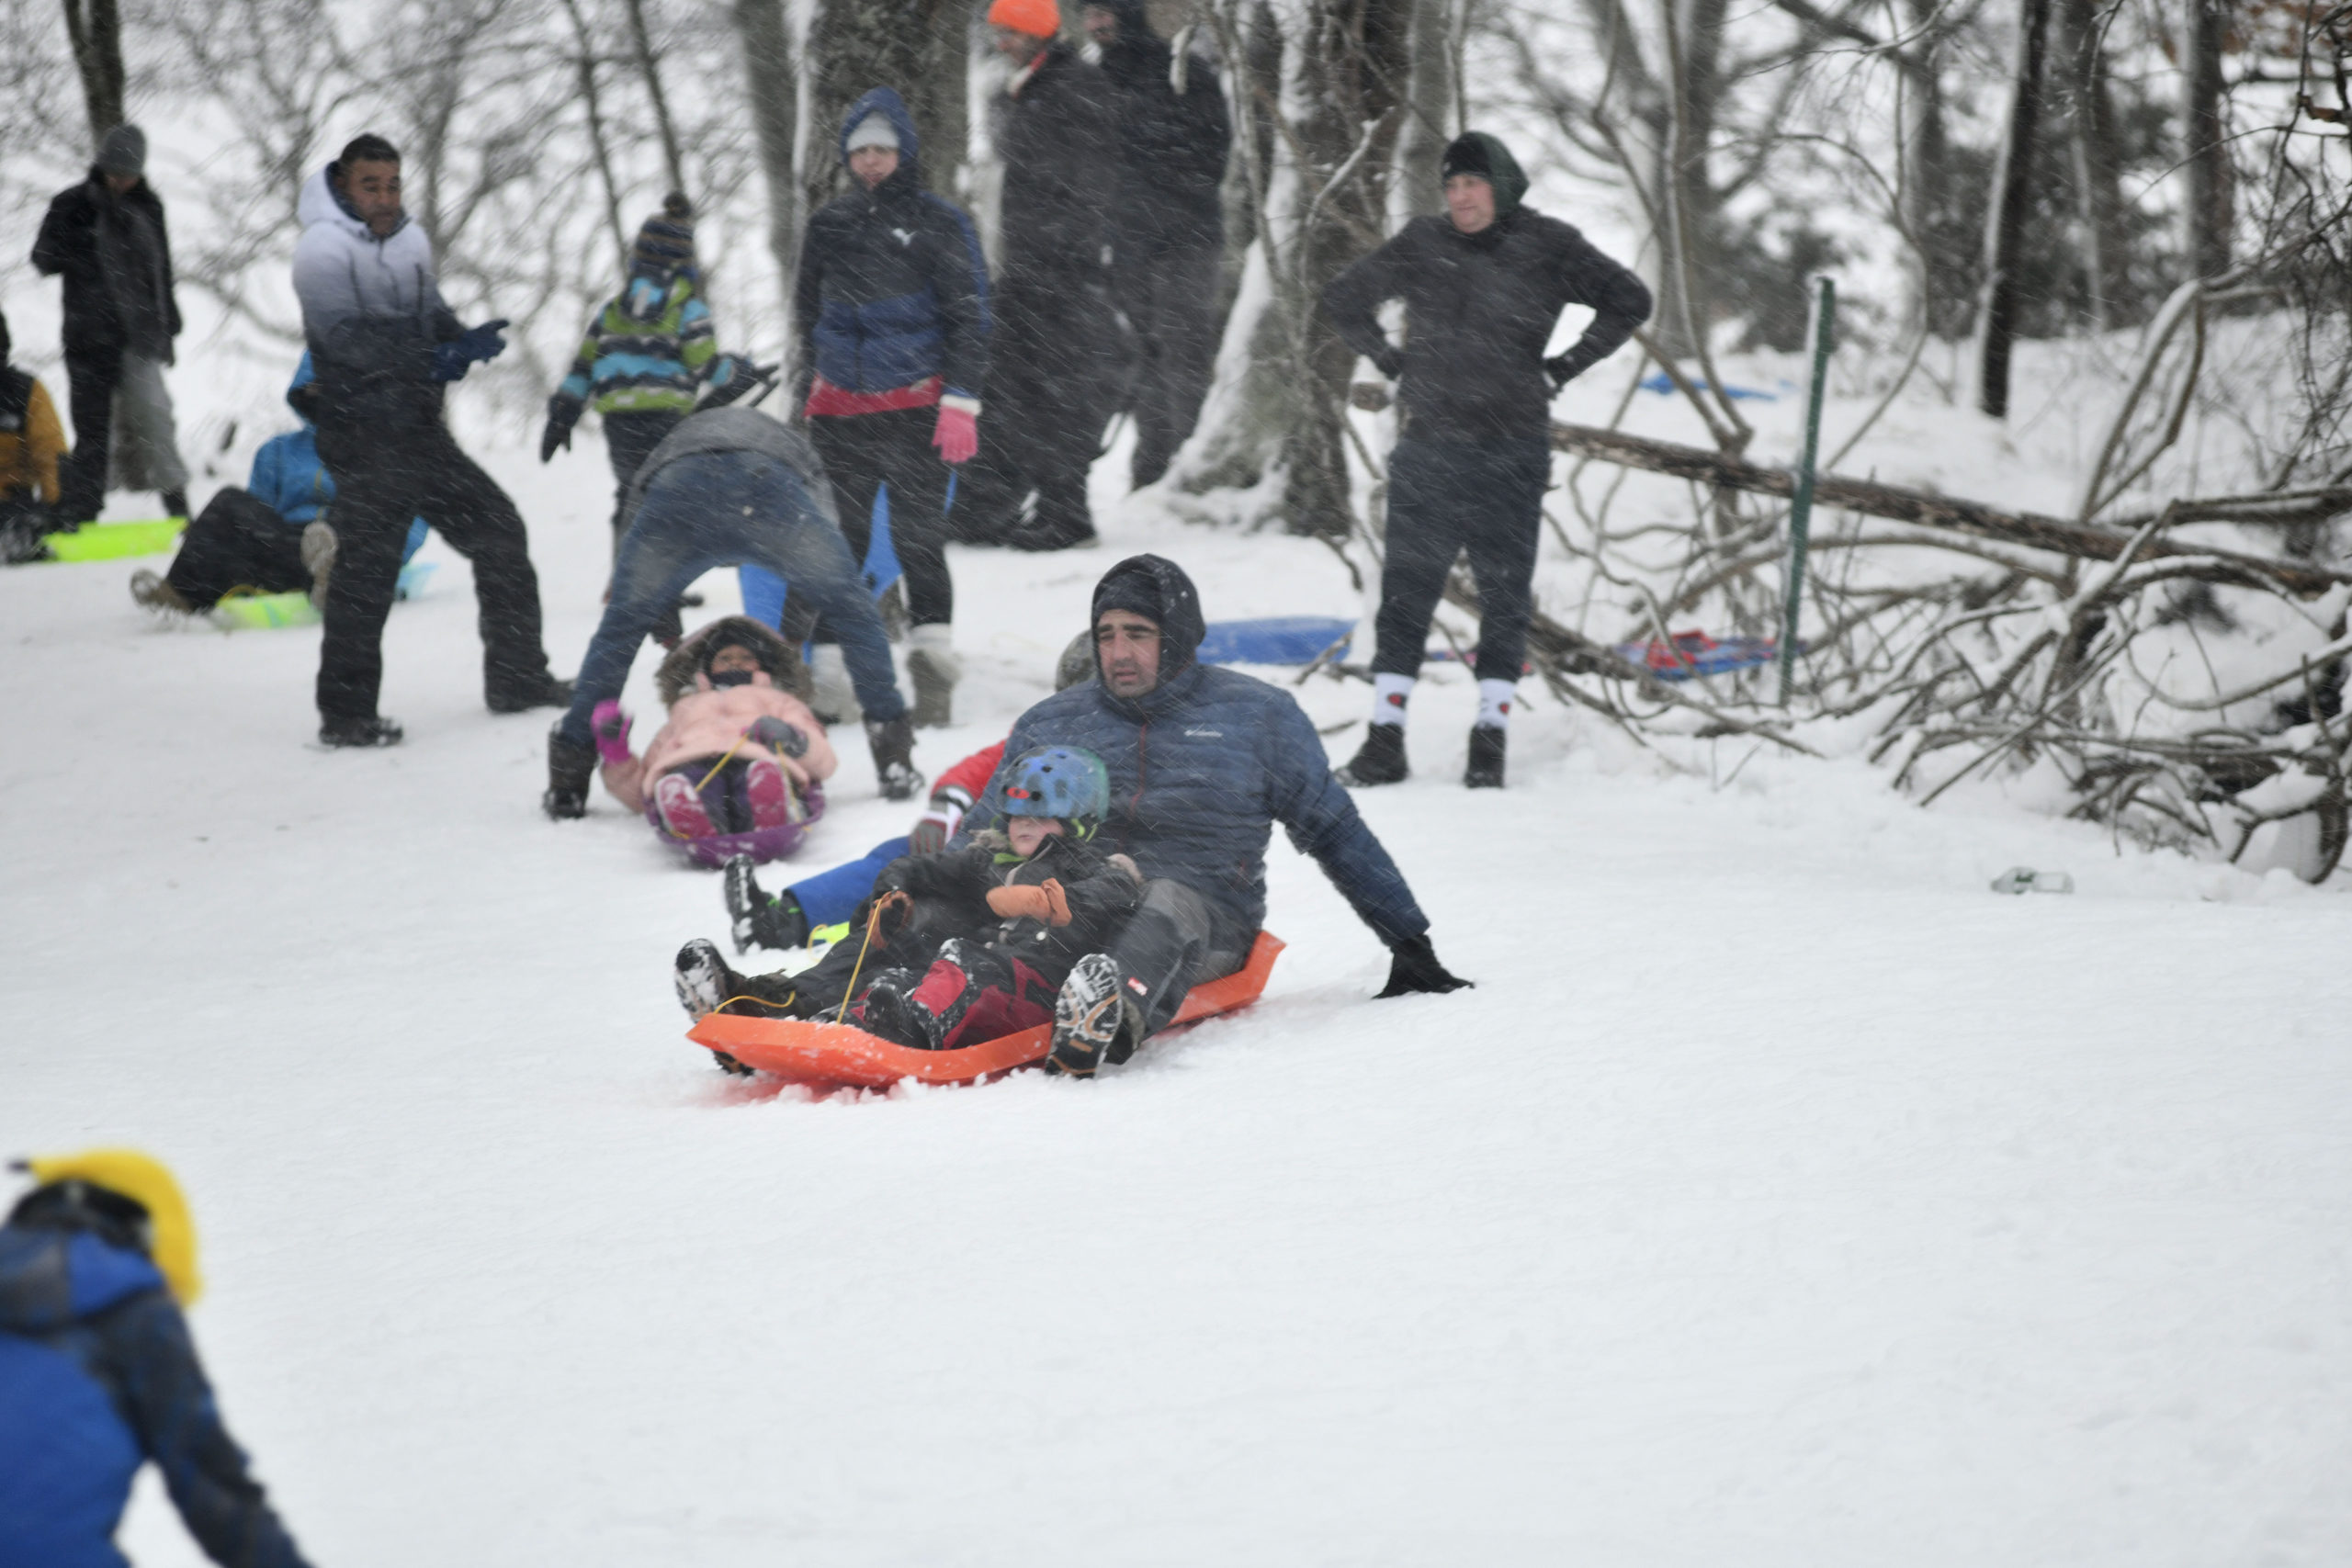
[1372,344,1405,380]
[699,355,781,410]
[1544,350,1597,396]
[540,392,583,463]
[744,716,808,758]
[1376,934,1472,998]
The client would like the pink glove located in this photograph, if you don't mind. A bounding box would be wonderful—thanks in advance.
[932,404,978,466]
[590,700,634,765]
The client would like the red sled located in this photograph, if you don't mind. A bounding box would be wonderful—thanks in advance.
[689,931,1286,1091]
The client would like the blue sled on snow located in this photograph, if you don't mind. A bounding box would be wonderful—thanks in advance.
[1196,616,1355,666]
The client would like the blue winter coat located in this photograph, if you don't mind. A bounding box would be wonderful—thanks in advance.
[0,1224,311,1568]
[794,88,989,400]
[962,558,1427,953]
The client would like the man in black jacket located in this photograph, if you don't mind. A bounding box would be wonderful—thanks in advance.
[1322,131,1651,789]
[30,125,191,526]
[955,0,1123,551]
[1086,0,1230,490]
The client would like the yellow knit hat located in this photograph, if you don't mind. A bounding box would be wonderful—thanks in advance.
[22,1149,203,1306]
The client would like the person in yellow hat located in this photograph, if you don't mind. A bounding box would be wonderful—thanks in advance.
[0,1150,315,1568]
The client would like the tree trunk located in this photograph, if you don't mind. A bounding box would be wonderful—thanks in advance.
[1974,0,2054,418]
[1896,0,1973,340]
[2059,0,2126,329]
[621,0,688,196]
[1278,0,1413,540]
[2181,0,2233,279]
[803,0,970,218]
[1393,0,1457,222]
[731,0,802,330]
[560,0,631,275]
[61,0,126,144]
[1653,0,1728,359]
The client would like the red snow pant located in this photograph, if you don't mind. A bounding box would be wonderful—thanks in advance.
[907,938,1063,1051]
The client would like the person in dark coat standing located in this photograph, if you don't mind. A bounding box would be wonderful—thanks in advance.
[957,554,1470,1077]
[30,125,192,527]
[1322,131,1651,790]
[794,85,990,729]
[291,132,570,749]
[0,1150,315,1568]
[954,0,1122,552]
[1084,0,1230,490]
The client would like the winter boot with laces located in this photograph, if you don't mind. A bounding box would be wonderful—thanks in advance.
[865,716,923,802]
[673,938,740,1021]
[723,854,810,953]
[130,570,192,615]
[544,726,597,818]
[1046,952,1145,1077]
[853,968,944,1050]
[1464,725,1507,789]
[1336,723,1408,787]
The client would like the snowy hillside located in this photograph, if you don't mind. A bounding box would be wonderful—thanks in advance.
[6,433,2349,1564]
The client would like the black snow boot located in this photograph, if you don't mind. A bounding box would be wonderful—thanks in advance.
[1464,725,1507,789]
[865,716,923,803]
[489,672,574,716]
[319,714,403,749]
[723,854,809,953]
[1046,952,1144,1078]
[1336,723,1408,787]
[853,968,943,1050]
[544,726,597,819]
[673,938,740,1021]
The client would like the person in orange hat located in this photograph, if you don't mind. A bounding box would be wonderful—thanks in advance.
[953,0,1124,553]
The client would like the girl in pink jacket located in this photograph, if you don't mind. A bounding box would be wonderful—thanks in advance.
[594,616,838,866]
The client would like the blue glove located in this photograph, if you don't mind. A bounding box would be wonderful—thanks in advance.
[433,319,510,383]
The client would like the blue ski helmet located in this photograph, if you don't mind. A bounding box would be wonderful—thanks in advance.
[1002,747,1111,822]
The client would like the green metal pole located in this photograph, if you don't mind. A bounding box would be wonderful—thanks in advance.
[1780,276,1836,707]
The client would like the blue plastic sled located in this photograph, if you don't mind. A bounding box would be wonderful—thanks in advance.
[1610,631,1792,681]
[1196,616,1356,666]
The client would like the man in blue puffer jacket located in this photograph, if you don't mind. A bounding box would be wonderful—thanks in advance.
[0,1152,312,1568]
[958,555,1472,1076]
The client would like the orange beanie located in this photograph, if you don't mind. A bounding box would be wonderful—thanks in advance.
[988,0,1062,39]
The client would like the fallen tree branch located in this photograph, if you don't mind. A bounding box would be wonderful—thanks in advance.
[1547,420,2352,596]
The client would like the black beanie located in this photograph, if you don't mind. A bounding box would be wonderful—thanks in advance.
[633,193,697,274]
[1441,131,1529,216]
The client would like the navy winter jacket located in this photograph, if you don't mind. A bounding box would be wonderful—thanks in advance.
[795,88,989,400]
[0,1224,311,1568]
[960,556,1428,953]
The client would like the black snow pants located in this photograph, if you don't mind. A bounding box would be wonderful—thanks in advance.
[164,487,308,609]
[1105,879,1245,1045]
[1373,436,1552,684]
[808,407,954,631]
[603,409,683,549]
[313,417,555,722]
[58,348,122,525]
[1114,243,1222,490]
[955,265,1121,547]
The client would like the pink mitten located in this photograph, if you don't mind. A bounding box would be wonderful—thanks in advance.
[932,404,978,466]
[591,700,634,765]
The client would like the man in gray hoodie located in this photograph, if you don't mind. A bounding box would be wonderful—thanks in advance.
[290,132,567,748]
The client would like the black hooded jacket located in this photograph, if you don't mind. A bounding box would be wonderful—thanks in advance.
[995,41,1122,283]
[1095,0,1230,252]
[31,170,182,361]
[956,555,1428,951]
[1322,208,1653,446]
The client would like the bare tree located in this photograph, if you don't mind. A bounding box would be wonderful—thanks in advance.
[1974,0,2054,417]
[61,0,125,141]
[2181,0,2234,278]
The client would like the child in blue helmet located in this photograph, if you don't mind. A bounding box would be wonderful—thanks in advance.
[673,747,1143,1050]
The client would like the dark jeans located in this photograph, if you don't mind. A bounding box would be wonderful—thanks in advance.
[604,409,683,548]
[313,417,554,721]
[956,266,1121,546]
[1374,437,1552,684]
[1114,243,1222,490]
[1106,879,1246,1043]
[557,449,906,753]
[164,488,308,609]
[59,348,121,525]
[808,408,954,630]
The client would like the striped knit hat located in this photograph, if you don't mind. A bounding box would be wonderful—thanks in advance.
[632,192,696,273]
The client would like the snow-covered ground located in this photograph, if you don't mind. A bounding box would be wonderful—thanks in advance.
[5,439,2350,1566]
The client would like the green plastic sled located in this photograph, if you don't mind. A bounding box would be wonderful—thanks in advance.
[47,519,187,562]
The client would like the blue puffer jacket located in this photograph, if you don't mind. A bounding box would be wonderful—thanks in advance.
[794,87,989,400]
[960,556,1428,953]
[0,1224,311,1568]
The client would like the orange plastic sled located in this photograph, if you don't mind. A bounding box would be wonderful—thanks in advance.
[690,931,1285,1091]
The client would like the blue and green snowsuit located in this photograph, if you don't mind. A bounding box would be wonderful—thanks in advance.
[552,273,723,538]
